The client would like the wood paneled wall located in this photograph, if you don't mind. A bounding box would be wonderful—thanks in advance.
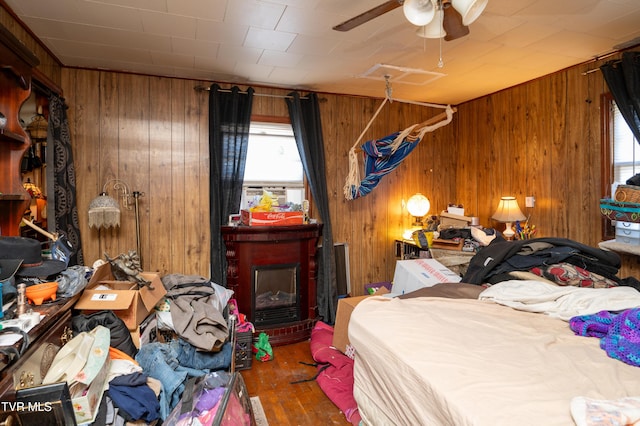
[5,1,640,294]
[62,69,456,289]
[0,6,62,88]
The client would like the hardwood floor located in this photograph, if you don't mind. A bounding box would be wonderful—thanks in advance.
[240,340,352,425]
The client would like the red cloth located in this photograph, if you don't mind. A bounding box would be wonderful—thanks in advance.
[310,321,361,425]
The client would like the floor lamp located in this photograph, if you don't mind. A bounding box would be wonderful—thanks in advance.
[88,179,145,267]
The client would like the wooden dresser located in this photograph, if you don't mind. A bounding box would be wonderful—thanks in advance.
[0,295,79,401]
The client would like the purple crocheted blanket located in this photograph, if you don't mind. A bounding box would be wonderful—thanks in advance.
[570,308,640,367]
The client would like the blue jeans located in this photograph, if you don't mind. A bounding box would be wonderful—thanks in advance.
[135,338,232,419]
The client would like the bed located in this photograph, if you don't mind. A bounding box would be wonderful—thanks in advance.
[348,282,640,426]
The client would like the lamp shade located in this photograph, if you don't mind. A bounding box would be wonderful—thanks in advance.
[491,196,526,222]
[451,0,488,26]
[416,9,446,38]
[403,0,437,26]
[88,192,121,229]
[407,193,431,218]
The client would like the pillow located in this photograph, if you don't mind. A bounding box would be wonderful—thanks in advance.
[529,262,619,288]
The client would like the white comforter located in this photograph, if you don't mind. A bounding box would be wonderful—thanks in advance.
[349,296,640,426]
[478,280,640,320]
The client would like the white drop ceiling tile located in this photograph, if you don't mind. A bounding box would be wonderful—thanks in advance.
[517,0,600,16]
[476,45,531,67]
[293,54,366,76]
[508,50,583,73]
[3,0,77,21]
[140,10,197,38]
[31,21,173,52]
[234,61,274,81]
[173,66,216,80]
[470,13,527,42]
[337,36,394,59]
[268,0,322,7]
[46,38,154,65]
[315,0,382,17]
[166,0,226,21]
[258,50,303,68]
[224,0,286,30]
[483,0,532,17]
[437,39,502,64]
[529,31,618,59]
[73,1,145,32]
[493,21,562,49]
[195,55,236,73]
[588,12,640,42]
[172,37,219,57]
[244,27,296,52]
[150,51,195,68]
[287,34,342,56]
[276,4,347,37]
[196,19,248,44]
[91,0,169,13]
[267,66,311,85]
[217,43,263,64]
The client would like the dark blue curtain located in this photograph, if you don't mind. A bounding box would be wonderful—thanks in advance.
[286,92,338,324]
[209,84,254,285]
[601,52,640,143]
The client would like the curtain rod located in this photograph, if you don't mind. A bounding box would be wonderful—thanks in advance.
[194,85,308,99]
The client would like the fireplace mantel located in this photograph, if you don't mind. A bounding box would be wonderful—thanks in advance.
[221,224,322,346]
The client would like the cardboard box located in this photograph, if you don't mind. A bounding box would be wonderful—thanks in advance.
[76,263,166,331]
[447,206,465,216]
[240,209,304,226]
[439,211,472,229]
[332,287,389,356]
[71,357,110,424]
[430,238,464,251]
[391,259,461,295]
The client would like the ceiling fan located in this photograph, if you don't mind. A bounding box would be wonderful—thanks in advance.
[332,0,488,41]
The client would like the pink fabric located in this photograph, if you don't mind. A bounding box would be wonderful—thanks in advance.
[310,321,361,425]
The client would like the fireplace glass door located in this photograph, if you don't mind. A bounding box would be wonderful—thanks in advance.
[252,263,300,326]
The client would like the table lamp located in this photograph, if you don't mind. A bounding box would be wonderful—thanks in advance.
[491,196,526,240]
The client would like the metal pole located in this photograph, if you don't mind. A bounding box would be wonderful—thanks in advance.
[133,191,142,268]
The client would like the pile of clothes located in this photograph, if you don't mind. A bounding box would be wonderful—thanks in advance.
[463,237,640,290]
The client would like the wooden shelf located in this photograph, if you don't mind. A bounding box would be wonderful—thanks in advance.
[0,129,27,144]
[0,128,26,144]
[0,193,29,201]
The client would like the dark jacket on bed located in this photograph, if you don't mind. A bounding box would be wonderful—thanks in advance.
[462,237,622,285]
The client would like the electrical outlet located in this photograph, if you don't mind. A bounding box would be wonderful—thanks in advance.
[525,196,535,208]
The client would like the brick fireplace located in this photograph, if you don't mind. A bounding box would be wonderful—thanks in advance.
[221,224,322,346]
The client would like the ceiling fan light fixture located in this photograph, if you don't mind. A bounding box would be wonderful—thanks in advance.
[415,9,446,38]
[451,0,488,26]
[403,0,437,26]
[443,3,470,41]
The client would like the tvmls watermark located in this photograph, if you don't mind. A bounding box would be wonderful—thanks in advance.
[1,401,54,412]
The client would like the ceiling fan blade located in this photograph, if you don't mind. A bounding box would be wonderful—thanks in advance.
[442,2,469,40]
[333,0,403,32]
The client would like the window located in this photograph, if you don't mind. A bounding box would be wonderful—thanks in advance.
[241,121,305,210]
[602,95,640,239]
[611,102,640,183]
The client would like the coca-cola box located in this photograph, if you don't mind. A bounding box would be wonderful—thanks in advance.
[240,209,304,226]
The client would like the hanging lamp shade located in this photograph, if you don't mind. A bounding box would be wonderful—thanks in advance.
[416,9,446,38]
[27,107,48,140]
[403,0,437,26]
[451,0,488,26]
[88,192,121,229]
